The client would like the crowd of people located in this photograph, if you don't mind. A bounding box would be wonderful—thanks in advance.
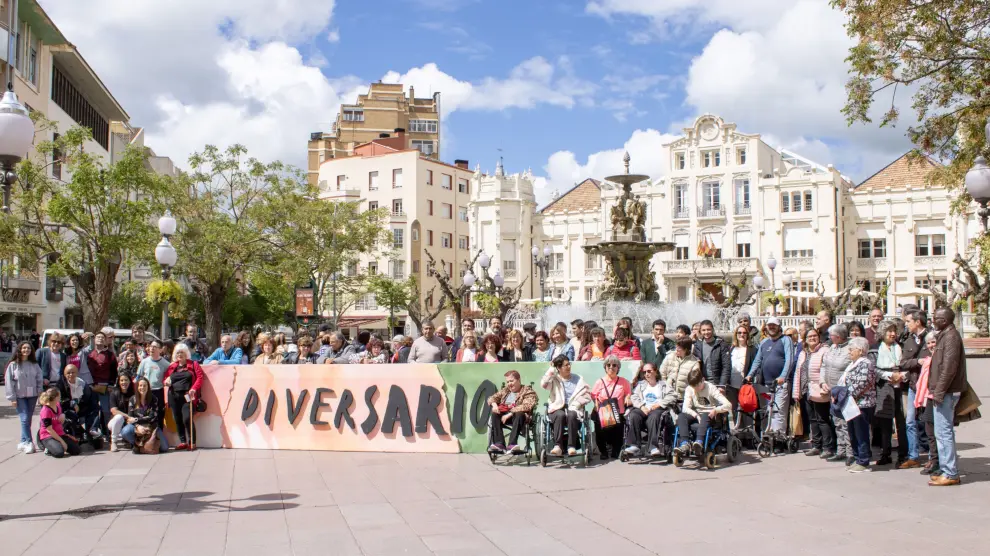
[3,307,974,486]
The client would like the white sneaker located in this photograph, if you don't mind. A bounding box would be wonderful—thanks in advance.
[110,442,119,453]
[16,441,27,451]
[567,447,578,457]
[22,443,35,454]
[624,445,641,456]
[649,446,661,457]
[550,446,563,457]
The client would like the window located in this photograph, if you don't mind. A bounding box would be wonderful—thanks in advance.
[411,228,419,242]
[336,175,345,190]
[804,191,813,211]
[52,66,110,150]
[390,260,405,279]
[441,174,452,190]
[392,168,403,188]
[409,119,438,133]
[674,233,689,260]
[392,229,404,249]
[458,236,468,249]
[585,288,597,302]
[735,231,751,258]
[585,254,601,270]
[441,203,452,219]
[784,249,814,258]
[791,192,802,212]
[915,278,949,312]
[28,37,38,85]
[781,193,790,212]
[412,140,434,156]
[503,260,516,274]
[737,147,747,165]
[734,179,750,213]
[550,253,564,270]
[427,230,434,246]
[458,179,469,194]
[392,199,403,215]
[673,184,688,216]
[458,206,468,222]
[859,238,886,258]
[441,232,452,248]
[368,171,378,190]
[52,133,62,180]
[412,260,420,273]
[427,200,433,216]
[784,226,814,258]
[342,109,364,122]
[426,170,433,185]
[368,201,379,212]
[933,234,946,256]
[675,152,686,170]
[354,293,377,311]
[702,181,720,210]
[368,261,378,275]
[346,262,358,277]
[703,150,720,167]
[915,234,945,256]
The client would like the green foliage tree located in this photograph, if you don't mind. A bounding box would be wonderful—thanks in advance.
[0,115,167,331]
[108,281,156,329]
[368,275,415,332]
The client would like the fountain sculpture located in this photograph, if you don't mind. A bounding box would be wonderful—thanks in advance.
[583,153,675,302]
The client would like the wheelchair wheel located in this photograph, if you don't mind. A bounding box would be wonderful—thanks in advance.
[787,438,799,453]
[619,451,629,463]
[757,440,772,458]
[704,451,717,469]
[539,447,548,467]
[488,452,498,464]
[727,437,741,463]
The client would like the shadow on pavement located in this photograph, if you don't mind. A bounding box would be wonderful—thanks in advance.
[959,456,990,484]
[0,492,299,522]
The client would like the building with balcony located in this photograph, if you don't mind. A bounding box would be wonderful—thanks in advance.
[316,137,474,333]
[307,82,441,186]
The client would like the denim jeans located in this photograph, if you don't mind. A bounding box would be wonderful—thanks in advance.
[96,390,111,429]
[905,388,919,461]
[847,406,875,466]
[121,423,169,452]
[16,396,38,444]
[933,392,961,478]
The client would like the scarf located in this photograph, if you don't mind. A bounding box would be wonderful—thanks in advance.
[916,356,933,408]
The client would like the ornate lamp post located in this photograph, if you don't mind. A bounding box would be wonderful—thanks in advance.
[752,274,766,316]
[155,211,178,339]
[766,254,778,315]
[532,245,552,304]
[0,0,34,214]
[966,153,990,234]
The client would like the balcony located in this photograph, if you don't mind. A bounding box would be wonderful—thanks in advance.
[548,269,564,278]
[503,268,517,278]
[1,276,41,291]
[584,268,603,279]
[857,258,888,270]
[663,257,757,274]
[672,207,690,219]
[697,205,726,219]
[781,257,814,269]
[915,254,947,266]
[734,204,751,216]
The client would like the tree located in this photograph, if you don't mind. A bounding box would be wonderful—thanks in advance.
[109,281,156,329]
[260,182,390,330]
[167,145,295,349]
[695,270,760,309]
[367,275,414,332]
[0,116,167,331]
[948,254,989,336]
[833,0,990,201]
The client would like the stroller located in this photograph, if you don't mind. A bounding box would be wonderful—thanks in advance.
[755,382,799,458]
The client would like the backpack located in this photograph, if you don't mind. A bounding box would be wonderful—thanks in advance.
[738,384,758,413]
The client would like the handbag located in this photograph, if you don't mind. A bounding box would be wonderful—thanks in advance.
[134,425,160,455]
[788,403,803,437]
[874,380,896,419]
[596,379,621,429]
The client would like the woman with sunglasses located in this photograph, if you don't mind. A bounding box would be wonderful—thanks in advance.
[727,325,757,417]
[591,355,632,460]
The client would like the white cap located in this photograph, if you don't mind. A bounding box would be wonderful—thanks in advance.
[767,317,781,326]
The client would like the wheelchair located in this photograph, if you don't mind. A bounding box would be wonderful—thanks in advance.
[671,412,741,469]
[538,403,595,467]
[619,407,676,464]
[756,383,799,458]
[486,400,540,466]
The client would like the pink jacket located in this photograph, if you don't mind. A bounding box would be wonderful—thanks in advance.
[591,376,632,414]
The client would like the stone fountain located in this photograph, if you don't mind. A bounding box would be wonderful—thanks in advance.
[583,152,674,302]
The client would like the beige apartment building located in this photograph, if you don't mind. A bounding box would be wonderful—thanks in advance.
[317,136,473,334]
[0,0,174,336]
[307,82,441,186]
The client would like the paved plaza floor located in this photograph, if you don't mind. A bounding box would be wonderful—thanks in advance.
[2,360,990,556]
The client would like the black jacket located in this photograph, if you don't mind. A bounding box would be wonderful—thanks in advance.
[128,395,161,426]
[898,329,930,390]
[501,345,533,362]
[692,337,731,387]
[282,352,320,365]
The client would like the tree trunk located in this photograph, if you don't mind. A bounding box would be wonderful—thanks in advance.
[453,303,463,337]
[74,262,119,332]
[202,281,227,351]
[976,302,989,338]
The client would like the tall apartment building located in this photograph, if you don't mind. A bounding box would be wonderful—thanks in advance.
[307,82,441,186]
[317,135,473,333]
[0,0,173,335]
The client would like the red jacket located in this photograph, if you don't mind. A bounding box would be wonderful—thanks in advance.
[87,348,118,385]
[605,341,640,361]
[164,360,204,401]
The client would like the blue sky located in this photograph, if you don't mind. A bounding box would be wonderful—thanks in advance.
[39,0,915,205]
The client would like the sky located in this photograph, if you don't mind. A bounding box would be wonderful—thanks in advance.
[37,0,916,207]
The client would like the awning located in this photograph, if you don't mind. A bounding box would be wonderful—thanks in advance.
[336,317,394,329]
[781,290,817,299]
[892,288,933,298]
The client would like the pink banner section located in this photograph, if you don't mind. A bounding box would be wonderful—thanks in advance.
[196,364,459,453]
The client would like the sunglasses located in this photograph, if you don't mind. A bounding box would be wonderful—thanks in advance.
[606,363,620,368]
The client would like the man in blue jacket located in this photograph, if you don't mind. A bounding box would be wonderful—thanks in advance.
[204,335,243,365]
[745,317,794,434]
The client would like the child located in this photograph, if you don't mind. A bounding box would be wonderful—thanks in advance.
[38,387,81,458]
[674,367,732,458]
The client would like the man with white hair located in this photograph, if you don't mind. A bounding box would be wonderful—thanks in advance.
[316,332,359,364]
[204,335,244,365]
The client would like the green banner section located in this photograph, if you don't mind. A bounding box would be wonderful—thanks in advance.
[437,361,642,453]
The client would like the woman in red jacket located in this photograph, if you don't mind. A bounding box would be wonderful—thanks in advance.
[163,343,204,450]
[605,327,641,361]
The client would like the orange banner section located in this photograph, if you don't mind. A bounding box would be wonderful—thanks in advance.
[195,364,458,453]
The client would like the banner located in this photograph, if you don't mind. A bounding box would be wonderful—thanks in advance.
[195,360,642,453]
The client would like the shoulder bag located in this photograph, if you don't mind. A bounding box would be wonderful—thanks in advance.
[596,379,621,429]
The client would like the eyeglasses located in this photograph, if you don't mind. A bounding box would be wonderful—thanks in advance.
[606,363,619,368]
[736,332,747,336]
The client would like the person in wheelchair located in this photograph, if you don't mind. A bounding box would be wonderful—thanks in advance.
[674,368,731,459]
[55,364,103,443]
[660,337,701,401]
[624,362,678,457]
[541,355,591,456]
[488,370,539,454]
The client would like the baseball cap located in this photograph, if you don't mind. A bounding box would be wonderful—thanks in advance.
[767,317,781,326]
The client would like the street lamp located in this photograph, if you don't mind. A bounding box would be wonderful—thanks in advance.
[0,89,36,213]
[155,211,178,339]
[532,245,552,304]
[965,153,990,233]
[765,254,778,315]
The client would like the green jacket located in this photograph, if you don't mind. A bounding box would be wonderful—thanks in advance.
[641,336,675,368]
